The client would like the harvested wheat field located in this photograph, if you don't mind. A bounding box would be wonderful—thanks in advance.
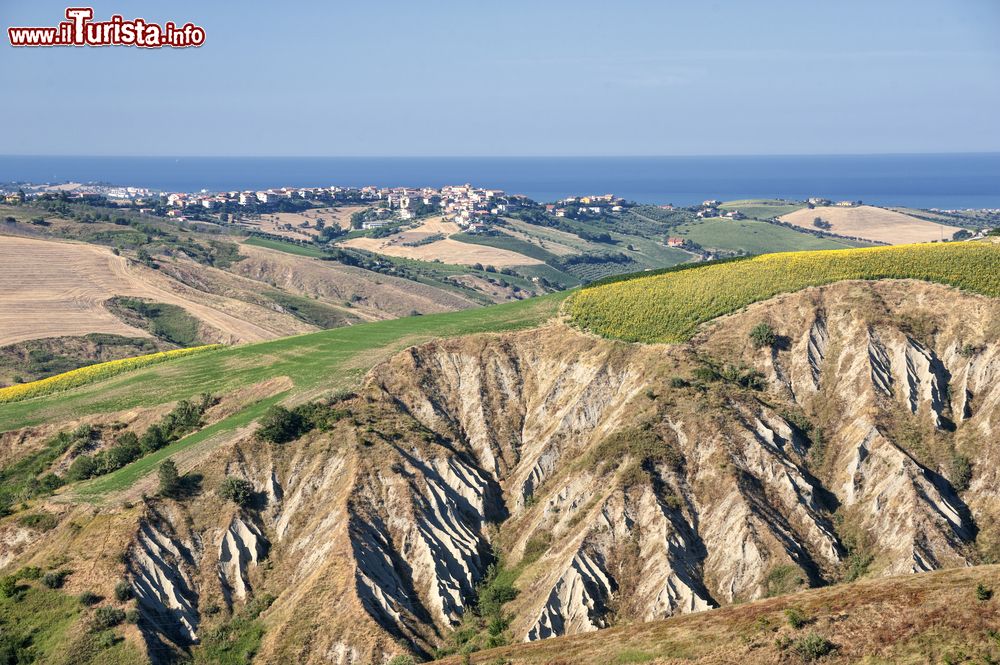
[247,205,367,241]
[342,216,543,267]
[232,243,478,316]
[0,236,281,346]
[779,205,962,244]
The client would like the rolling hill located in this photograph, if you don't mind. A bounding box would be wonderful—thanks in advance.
[2,241,1000,664]
[6,195,960,390]
[567,241,1000,343]
[779,204,964,244]
[0,202,551,386]
[666,217,866,254]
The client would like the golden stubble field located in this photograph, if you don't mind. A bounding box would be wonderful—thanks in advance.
[342,216,543,267]
[240,205,368,241]
[779,205,963,244]
[0,235,282,346]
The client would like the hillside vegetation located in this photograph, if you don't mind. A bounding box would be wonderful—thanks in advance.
[0,346,221,404]
[0,293,567,433]
[433,565,1000,664]
[3,267,1000,663]
[568,241,1000,343]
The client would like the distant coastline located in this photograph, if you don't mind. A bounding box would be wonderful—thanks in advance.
[1,153,999,208]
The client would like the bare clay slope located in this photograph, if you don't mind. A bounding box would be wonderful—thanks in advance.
[3,280,1000,664]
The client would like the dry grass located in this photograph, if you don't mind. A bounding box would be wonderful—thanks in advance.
[232,243,478,317]
[0,235,296,346]
[434,565,1000,664]
[241,205,366,240]
[342,216,544,267]
[779,205,963,244]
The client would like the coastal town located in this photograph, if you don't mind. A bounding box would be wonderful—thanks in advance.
[1,180,638,233]
[2,180,996,255]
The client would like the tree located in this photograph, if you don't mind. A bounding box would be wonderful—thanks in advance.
[0,576,17,598]
[140,424,169,453]
[218,477,254,507]
[749,322,777,349]
[93,606,126,629]
[66,455,99,481]
[158,459,180,498]
[114,580,133,602]
[255,406,306,444]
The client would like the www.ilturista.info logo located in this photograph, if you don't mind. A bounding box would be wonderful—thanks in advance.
[7,7,205,48]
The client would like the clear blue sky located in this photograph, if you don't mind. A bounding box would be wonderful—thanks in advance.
[2,0,999,156]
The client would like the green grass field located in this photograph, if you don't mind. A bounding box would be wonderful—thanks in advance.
[671,217,867,254]
[0,584,142,664]
[718,199,807,219]
[1,293,567,433]
[0,294,568,496]
[242,236,329,257]
[568,242,1000,343]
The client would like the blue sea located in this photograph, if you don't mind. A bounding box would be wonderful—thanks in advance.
[1,154,999,209]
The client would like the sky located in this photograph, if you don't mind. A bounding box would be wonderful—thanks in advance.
[1,0,999,157]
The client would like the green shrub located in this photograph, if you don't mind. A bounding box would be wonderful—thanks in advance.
[793,633,835,661]
[66,454,100,481]
[41,571,68,589]
[0,575,18,598]
[843,551,874,582]
[0,629,31,661]
[951,455,973,492]
[478,572,518,618]
[784,607,808,629]
[93,606,126,629]
[114,580,132,602]
[125,608,140,624]
[750,322,777,349]
[522,531,552,565]
[255,406,307,444]
[719,363,766,390]
[976,583,993,601]
[387,657,416,665]
[692,366,720,383]
[93,630,119,649]
[959,343,980,358]
[218,477,255,507]
[16,512,58,531]
[764,565,805,597]
[79,591,101,606]
[244,592,277,619]
[487,614,511,636]
[17,566,41,580]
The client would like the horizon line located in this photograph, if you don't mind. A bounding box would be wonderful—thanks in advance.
[2,151,1000,160]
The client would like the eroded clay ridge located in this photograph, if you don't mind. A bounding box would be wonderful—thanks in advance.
[108,279,999,663]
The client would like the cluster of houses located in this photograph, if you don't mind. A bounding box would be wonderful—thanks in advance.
[543,193,627,217]
[807,198,862,208]
[158,183,531,231]
[162,185,381,212]
[383,184,528,225]
[2,183,156,203]
[696,200,745,219]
